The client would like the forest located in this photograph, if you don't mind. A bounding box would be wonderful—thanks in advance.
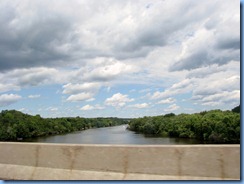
[0,110,129,141]
[128,105,240,143]
[0,105,240,143]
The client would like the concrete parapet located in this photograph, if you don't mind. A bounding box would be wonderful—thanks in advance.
[0,142,240,180]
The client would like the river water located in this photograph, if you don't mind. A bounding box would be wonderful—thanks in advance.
[24,125,202,145]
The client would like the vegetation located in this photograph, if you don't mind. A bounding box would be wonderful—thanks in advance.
[0,110,129,141]
[128,105,240,144]
[0,105,240,143]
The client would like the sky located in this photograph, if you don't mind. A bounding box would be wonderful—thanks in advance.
[0,0,240,118]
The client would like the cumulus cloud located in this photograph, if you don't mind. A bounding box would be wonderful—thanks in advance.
[66,92,94,102]
[0,0,161,71]
[130,103,149,109]
[28,94,40,99]
[50,108,58,112]
[198,88,239,108]
[164,104,180,112]
[0,0,239,80]
[62,58,136,101]
[151,79,193,100]
[0,94,22,107]
[81,58,137,82]
[105,93,134,108]
[17,69,58,86]
[80,105,93,111]
[0,83,20,93]
[0,0,239,117]
[86,98,95,102]
[46,107,58,111]
[193,75,240,97]
[169,1,240,71]
[0,67,63,92]
[190,62,240,98]
[62,82,100,94]
[0,0,238,72]
[195,90,240,108]
[18,108,29,113]
[80,104,104,111]
[150,59,240,109]
[203,90,239,103]
[157,98,176,104]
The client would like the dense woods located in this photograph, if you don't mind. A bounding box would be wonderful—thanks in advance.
[0,110,129,141]
[128,105,240,143]
[0,105,240,143]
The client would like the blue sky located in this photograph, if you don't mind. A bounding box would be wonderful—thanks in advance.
[0,0,240,118]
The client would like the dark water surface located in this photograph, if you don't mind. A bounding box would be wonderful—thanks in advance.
[23,125,202,144]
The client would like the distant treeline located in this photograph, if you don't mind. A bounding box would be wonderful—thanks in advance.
[0,110,129,141]
[128,105,240,144]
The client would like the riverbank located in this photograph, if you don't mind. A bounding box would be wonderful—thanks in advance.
[128,107,240,144]
[0,110,129,141]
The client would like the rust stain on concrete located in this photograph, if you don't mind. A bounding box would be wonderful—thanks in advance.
[122,148,129,180]
[30,145,40,179]
[175,148,183,177]
[0,143,239,180]
[62,146,83,170]
[218,152,225,179]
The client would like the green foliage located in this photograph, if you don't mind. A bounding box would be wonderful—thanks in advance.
[0,110,128,141]
[232,105,240,113]
[128,107,240,144]
[164,113,176,118]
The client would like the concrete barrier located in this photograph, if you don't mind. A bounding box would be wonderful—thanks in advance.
[0,142,240,180]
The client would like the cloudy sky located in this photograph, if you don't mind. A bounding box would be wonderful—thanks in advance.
[0,0,240,118]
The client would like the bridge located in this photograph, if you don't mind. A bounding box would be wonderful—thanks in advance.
[0,142,240,180]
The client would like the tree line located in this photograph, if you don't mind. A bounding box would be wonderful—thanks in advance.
[0,105,240,143]
[0,110,129,141]
[128,105,240,143]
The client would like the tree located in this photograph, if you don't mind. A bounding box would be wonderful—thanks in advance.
[232,105,240,113]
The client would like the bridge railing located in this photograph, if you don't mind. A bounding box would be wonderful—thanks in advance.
[0,142,240,180]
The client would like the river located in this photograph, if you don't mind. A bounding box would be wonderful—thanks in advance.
[23,125,202,144]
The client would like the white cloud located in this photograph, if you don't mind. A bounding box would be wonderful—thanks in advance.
[157,98,176,104]
[62,82,100,94]
[199,90,240,107]
[28,94,41,99]
[149,60,240,110]
[193,75,239,96]
[82,58,136,82]
[0,83,20,93]
[187,61,239,79]
[18,108,30,113]
[80,105,93,111]
[50,107,58,111]
[105,93,134,107]
[80,104,104,111]
[0,94,22,107]
[164,104,180,112]
[46,107,58,111]
[14,67,60,86]
[151,79,193,100]
[0,67,64,92]
[130,103,149,109]
[201,101,221,107]
[169,1,239,71]
[0,0,239,117]
[2,0,236,71]
[139,88,152,93]
[66,92,94,102]
[86,98,95,102]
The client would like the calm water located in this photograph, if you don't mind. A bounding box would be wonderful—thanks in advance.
[23,125,202,144]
